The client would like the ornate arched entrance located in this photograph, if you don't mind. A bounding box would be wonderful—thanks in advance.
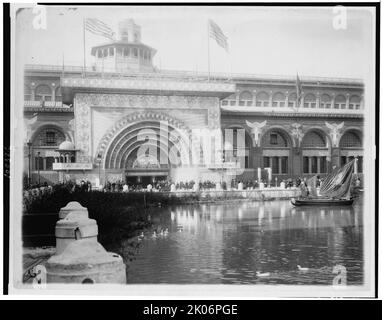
[95,112,194,183]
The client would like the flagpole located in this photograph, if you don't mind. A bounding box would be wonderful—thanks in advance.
[207,20,210,81]
[83,18,86,75]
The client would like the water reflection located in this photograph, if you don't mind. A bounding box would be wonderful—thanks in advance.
[127,198,363,285]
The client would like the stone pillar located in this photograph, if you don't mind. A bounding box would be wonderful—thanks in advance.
[269,91,273,107]
[316,92,320,109]
[278,157,282,175]
[285,92,289,108]
[252,90,257,106]
[235,91,240,106]
[46,201,126,284]
[52,85,56,102]
[252,146,262,171]
[308,157,312,174]
[346,94,350,109]
[331,147,341,170]
[269,157,273,171]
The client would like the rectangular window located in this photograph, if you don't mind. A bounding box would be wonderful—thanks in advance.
[272,156,279,174]
[311,156,318,173]
[45,131,56,146]
[303,156,309,174]
[263,156,270,168]
[34,157,44,170]
[45,157,55,170]
[109,47,114,56]
[341,156,347,167]
[133,48,138,57]
[270,133,278,145]
[281,157,288,174]
[320,156,327,173]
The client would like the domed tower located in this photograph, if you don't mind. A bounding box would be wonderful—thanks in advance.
[90,19,157,73]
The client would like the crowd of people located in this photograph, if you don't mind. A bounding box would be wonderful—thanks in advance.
[24,175,362,194]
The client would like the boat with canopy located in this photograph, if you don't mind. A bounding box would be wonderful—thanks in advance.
[291,159,356,206]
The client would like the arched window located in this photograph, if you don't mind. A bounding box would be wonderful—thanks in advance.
[340,131,362,148]
[24,85,32,101]
[320,94,331,109]
[334,94,346,109]
[55,87,62,102]
[272,92,286,107]
[239,91,253,106]
[301,131,326,148]
[33,128,66,147]
[262,131,288,147]
[349,95,361,110]
[256,91,270,107]
[35,85,52,102]
[304,93,316,108]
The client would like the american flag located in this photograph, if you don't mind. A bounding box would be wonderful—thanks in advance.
[85,18,115,41]
[208,19,228,52]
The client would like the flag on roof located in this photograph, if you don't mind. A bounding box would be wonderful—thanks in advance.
[208,19,229,52]
[85,18,115,41]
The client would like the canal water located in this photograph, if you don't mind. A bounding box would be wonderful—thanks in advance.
[126,198,363,285]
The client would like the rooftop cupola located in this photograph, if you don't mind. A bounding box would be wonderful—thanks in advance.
[90,19,156,73]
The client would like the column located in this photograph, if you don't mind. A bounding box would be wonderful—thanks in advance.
[300,93,304,109]
[269,157,273,170]
[331,94,335,109]
[278,157,282,174]
[269,91,273,107]
[52,84,56,102]
[252,90,257,106]
[235,91,240,106]
[346,94,350,109]
[316,92,320,108]
[308,157,312,174]
[285,92,289,109]
[43,157,46,171]
[354,158,358,174]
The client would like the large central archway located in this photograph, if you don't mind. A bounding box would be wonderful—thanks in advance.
[96,112,195,182]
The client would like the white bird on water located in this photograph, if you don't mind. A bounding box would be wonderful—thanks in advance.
[297,265,309,271]
[256,271,270,277]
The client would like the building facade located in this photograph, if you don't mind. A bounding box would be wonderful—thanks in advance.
[23,19,364,186]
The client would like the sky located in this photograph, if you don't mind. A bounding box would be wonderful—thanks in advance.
[15,5,375,79]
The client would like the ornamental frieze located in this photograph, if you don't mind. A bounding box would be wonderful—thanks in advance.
[75,93,217,110]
